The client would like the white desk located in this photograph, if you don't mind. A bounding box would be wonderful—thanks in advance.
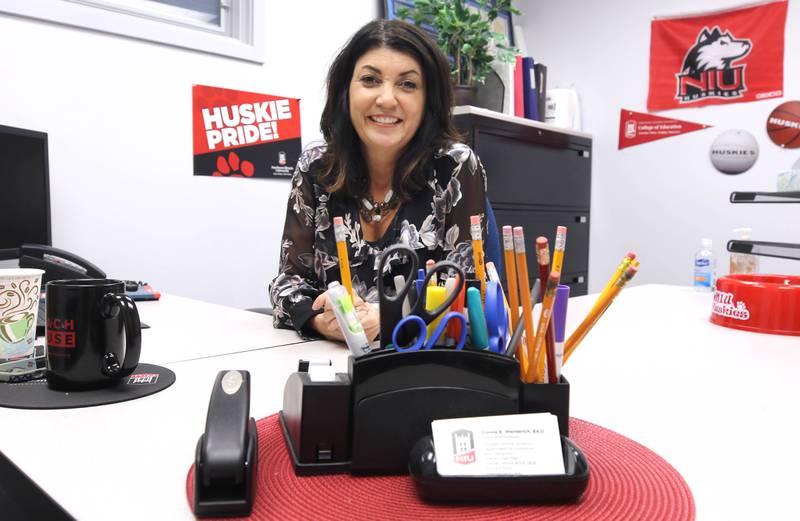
[135,294,305,363]
[2,285,799,520]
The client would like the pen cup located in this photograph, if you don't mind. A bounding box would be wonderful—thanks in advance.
[519,376,570,437]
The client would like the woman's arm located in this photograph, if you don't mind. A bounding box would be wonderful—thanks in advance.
[440,144,488,273]
[269,161,324,336]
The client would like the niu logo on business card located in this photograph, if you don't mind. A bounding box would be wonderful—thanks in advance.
[676,27,751,103]
[452,429,477,465]
[127,373,159,385]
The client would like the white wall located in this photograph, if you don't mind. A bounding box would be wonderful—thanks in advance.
[0,1,380,308]
[518,0,800,291]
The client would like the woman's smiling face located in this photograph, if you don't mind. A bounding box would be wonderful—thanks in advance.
[348,46,426,161]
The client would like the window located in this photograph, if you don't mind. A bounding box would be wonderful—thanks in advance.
[0,0,264,63]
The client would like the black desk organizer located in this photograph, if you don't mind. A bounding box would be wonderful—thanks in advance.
[279,349,580,482]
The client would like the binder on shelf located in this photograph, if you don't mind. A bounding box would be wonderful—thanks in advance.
[521,57,539,121]
[730,191,800,203]
[534,63,547,123]
[514,55,524,118]
[727,240,800,262]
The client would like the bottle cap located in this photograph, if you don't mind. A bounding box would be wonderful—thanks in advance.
[701,238,712,249]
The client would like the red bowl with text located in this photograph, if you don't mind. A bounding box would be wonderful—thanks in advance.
[711,274,800,336]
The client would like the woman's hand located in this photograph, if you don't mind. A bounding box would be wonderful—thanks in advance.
[311,291,380,342]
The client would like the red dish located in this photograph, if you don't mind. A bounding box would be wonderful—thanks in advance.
[711,274,800,336]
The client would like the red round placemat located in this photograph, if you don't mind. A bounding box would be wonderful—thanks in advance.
[186,415,694,520]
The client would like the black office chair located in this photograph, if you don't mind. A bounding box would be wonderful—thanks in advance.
[484,196,503,279]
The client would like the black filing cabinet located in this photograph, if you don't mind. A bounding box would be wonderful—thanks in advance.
[454,107,592,296]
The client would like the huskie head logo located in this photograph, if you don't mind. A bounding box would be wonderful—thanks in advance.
[676,27,752,103]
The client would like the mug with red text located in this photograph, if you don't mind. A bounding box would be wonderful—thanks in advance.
[45,279,141,389]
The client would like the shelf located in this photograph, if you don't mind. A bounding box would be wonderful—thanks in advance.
[453,106,592,140]
[727,240,800,262]
[729,191,800,203]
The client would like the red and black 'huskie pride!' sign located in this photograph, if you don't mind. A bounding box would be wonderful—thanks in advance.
[192,85,301,179]
[647,0,787,112]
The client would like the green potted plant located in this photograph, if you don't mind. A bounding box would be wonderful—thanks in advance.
[397,0,521,106]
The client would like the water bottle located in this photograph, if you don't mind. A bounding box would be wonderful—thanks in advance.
[693,238,716,291]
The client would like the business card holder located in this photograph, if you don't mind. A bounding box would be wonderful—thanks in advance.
[407,434,589,502]
[279,348,572,476]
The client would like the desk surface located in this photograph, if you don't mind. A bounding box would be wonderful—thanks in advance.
[2,285,799,520]
[136,294,305,364]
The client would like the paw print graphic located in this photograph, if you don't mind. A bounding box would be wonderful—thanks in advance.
[213,151,255,177]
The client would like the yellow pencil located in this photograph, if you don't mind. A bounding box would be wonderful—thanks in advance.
[552,226,567,274]
[590,252,636,315]
[502,226,523,366]
[470,215,486,301]
[513,226,534,381]
[528,271,561,383]
[563,262,639,364]
[333,217,353,299]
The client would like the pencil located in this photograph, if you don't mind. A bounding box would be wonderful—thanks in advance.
[528,271,561,383]
[426,259,437,286]
[470,215,486,301]
[502,226,522,364]
[535,237,557,383]
[547,227,566,383]
[563,262,639,364]
[513,226,534,381]
[590,252,636,315]
[505,279,541,358]
[333,217,353,298]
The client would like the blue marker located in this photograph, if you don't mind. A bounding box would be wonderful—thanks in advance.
[416,268,425,297]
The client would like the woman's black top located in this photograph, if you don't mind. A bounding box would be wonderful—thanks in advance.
[269,142,488,336]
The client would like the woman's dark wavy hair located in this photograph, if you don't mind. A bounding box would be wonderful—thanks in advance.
[318,19,461,200]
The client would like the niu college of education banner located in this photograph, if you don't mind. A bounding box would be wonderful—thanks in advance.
[647,0,788,112]
[192,85,301,179]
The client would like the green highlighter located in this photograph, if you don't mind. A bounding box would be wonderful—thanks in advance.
[466,287,489,349]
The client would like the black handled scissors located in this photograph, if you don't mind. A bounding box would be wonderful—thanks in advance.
[377,244,465,349]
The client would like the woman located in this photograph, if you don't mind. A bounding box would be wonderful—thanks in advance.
[270,19,488,341]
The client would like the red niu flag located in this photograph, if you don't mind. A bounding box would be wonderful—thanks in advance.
[647,0,787,112]
[619,109,710,149]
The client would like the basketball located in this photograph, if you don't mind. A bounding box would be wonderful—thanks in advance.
[766,101,800,149]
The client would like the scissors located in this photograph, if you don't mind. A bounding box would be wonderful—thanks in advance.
[392,311,467,352]
[377,244,465,349]
[485,280,510,353]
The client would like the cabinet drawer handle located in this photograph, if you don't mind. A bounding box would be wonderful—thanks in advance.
[575,216,587,223]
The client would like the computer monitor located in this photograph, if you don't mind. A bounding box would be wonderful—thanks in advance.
[0,124,51,261]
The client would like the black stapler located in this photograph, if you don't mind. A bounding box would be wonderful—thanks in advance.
[194,370,258,518]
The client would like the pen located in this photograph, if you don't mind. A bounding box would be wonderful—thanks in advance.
[563,262,639,364]
[426,259,437,287]
[486,261,513,338]
[502,226,521,363]
[416,268,425,298]
[394,274,411,317]
[552,284,570,382]
[466,287,489,349]
[333,217,353,298]
[528,271,561,383]
[447,275,466,346]
[513,227,534,380]
[470,215,486,301]
[505,278,541,358]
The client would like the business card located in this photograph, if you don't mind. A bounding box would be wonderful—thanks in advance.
[432,413,565,477]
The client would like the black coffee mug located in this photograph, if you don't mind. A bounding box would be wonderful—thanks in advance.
[45,279,142,389]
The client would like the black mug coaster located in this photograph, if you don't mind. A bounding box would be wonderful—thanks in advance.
[0,363,175,409]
